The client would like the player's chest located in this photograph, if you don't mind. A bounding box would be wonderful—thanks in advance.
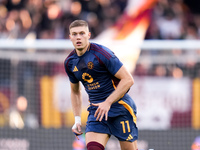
[71,55,105,81]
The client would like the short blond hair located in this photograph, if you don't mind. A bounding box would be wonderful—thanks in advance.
[69,20,89,30]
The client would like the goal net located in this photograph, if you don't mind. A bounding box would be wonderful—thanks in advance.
[0,39,200,150]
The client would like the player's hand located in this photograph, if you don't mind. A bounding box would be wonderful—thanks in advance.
[72,122,83,140]
[92,101,111,121]
[72,116,83,140]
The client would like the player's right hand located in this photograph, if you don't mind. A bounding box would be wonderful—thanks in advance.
[72,122,83,140]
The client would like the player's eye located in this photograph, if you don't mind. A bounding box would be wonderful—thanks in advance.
[72,33,77,36]
[80,32,85,35]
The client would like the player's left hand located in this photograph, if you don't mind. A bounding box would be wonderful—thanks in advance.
[92,101,111,121]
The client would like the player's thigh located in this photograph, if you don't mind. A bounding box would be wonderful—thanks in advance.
[119,140,138,150]
[85,132,110,147]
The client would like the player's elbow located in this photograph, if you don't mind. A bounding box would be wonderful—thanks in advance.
[130,77,134,86]
[127,76,134,87]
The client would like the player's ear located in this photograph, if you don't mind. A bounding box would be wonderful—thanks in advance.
[88,32,91,39]
[69,34,72,40]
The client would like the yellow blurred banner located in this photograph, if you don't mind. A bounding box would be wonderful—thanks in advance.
[40,76,88,128]
[40,76,61,128]
[192,78,200,129]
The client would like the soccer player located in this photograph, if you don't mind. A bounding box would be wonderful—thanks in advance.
[64,20,138,150]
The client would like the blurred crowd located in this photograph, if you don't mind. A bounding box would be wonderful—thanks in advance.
[146,0,200,40]
[0,0,127,39]
[0,0,200,40]
[135,0,200,79]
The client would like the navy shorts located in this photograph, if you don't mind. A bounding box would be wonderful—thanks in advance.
[85,109,138,142]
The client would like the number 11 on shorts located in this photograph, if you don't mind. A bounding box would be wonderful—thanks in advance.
[120,120,130,133]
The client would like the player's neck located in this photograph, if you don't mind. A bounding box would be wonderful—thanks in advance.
[76,43,90,56]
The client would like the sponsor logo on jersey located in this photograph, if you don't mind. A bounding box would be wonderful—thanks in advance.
[82,73,93,83]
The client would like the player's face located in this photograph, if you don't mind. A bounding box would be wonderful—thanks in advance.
[69,26,91,53]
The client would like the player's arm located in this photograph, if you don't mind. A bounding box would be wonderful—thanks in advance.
[70,81,83,139]
[93,65,134,121]
[108,65,134,103]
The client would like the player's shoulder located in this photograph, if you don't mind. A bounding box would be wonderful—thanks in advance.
[64,49,76,64]
[90,42,114,59]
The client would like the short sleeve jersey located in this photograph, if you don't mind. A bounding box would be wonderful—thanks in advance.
[64,43,123,103]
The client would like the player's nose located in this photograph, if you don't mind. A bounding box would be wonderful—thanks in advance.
[76,34,81,39]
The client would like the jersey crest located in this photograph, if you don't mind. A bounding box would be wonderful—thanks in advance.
[87,61,94,69]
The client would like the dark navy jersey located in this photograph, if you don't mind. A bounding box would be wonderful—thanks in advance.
[64,42,123,103]
[64,42,137,118]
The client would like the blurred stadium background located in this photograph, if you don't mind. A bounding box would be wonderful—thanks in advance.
[0,0,200,150]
